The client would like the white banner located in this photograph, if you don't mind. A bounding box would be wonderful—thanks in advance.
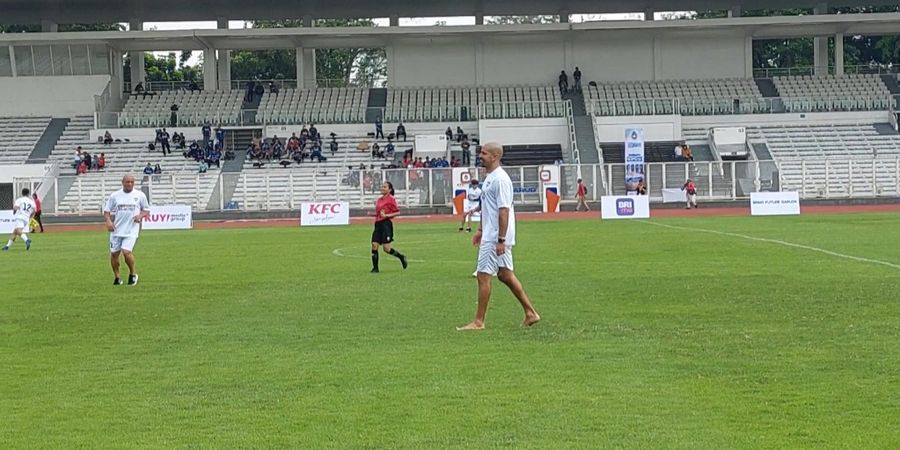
[601,195,650,219]
[624,128,645,194]
[662,188,686,203]
[750,192,800,216]
[539,165,560,213]
[143,205,193,230]
[0,210,16,233]
[301,201,350,226]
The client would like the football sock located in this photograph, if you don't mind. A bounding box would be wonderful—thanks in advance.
[371,250,379,270]
[5,240,13,247]
[21,233,29,242]
[388,248,404,259]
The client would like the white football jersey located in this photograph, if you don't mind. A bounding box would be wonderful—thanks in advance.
[479,167,516,246]
[103,189,150,238]
[466,186,483,202]
[13,196,36,222]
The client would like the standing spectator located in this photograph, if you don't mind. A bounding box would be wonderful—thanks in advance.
[457,143,540,331]
[575,178,590,212]
[215,126,225,148]
[573,67,582,92]
[103,131,113,146]
[459,179,482,233]
[461,137,472,166]
[682,179,698,209]
[153,164,162,174]
[245,80,256,102]
[674,143,683,160]
[375,116,384,140]
[169,103,179,127]
[330,137,339,155]
[370,181,408,273]
[445,126,453,142]
[558,70,569,94]
[309,124,318,140]
[31,193,44,233]
[73,147,83,168]
[396,122,407,141]
[201,123,212,146]
[159,128,171,155]
[456,126,465,142]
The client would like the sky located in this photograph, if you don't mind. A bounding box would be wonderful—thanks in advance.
[138,13,655,65]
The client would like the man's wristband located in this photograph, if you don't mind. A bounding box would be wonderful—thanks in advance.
[498,237,506,243]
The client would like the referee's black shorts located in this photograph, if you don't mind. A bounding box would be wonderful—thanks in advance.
[371,220,394,244]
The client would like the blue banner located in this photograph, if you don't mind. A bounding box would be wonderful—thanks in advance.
[624,128,645,193]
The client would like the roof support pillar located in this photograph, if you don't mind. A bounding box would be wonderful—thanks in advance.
[834,33,844,76]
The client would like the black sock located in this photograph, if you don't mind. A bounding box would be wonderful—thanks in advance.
[388,248,404,259]
[371,250,379,270]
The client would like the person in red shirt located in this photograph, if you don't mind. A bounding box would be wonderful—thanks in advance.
[682,179,698,209]
[31,193,44,233]
[575,178,590,212]
[371,181,408,273]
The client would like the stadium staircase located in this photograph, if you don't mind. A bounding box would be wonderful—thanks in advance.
[754,78,785,113]
[366,88,387,123]
[880,74,900,95]
[27,118,69,164]
[873,123,899,135]
[210,129,255,209]
[751,142,774,160]
[563,90,600,164]
[241,94,261,124]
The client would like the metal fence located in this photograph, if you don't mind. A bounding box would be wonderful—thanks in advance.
[588,95,896,117]
[17,159,899,216]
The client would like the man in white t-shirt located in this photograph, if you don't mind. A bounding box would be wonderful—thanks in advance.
[458,179,482,233]
[3,188,36,251]
[457,143,540,331]
[103,175,150,286]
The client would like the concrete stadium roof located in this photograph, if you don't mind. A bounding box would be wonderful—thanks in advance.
[0,0,897,24]
[1,13,898,50]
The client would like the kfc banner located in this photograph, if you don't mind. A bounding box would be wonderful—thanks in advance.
[539,165,560,213]
[301,201,350,226]
[143,205,193,230]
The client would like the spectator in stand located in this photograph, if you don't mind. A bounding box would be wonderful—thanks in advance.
[153,164,162,174]
[31,193,44,233]
[198,159,209,174]
[287,135,300,153]
[268,81,279,95]
[674,143,683,160]
[573,67,582,92]
[254,82,264,100]
[245,81,256,102]
[98,153,106,170]
[636,179,647,195]
[103,131,113,146]
[133,82,144,94]
[261,139,273,160]
[248,143,262,160]
[682,143,694,162]
[558,70,569,94]
[309,124,318,140]
[375,116,384,140]
[456,126,465,142]
[159,128,171,155]
[143,163,154,175]
[445,126,453,142]
[82,151,92,171]
[461,137,472,166]
[77,160,88,175]
[188,80,200,92]
[330,137,339,155]
[92,154,101,170]
[187,141,201,160]
[73,147,83,168]
[207,146,222,168]
[311,143,327,162]
[575,178,590,212]
[396,122,407,141]
[682,179,698,209]
[385,140,395,159]
[201,123,212,146]
[224,145,235,161]
[170,103,179,127]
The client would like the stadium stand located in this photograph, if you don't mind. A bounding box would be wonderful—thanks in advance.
[0,116,51,165]
[257,88,369,125]
[748,123,900,159]
[773,74,893,112]
[587,78,765,115]
[384,86,564,122]
[120,90,243,127]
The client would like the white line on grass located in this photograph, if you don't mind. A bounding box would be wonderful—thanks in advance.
[641,220,900,271]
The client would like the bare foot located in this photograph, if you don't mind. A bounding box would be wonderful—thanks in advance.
[456,322,485,331]
[522,314,541,327]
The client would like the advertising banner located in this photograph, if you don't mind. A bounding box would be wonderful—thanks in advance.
[750,192,800,216]
[539,165,560,213]
[624,128,645,194]
[300,201,350,226]
[0,210,16,233]
[142,205,192,230]
[600,195,650,219]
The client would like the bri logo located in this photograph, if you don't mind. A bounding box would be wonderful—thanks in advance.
[308,203,342,214]
[616,198,635,216]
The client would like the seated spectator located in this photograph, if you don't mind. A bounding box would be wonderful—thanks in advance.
[172,132,183,149]
[309,124,318,140]
[82,151,92,171]
[456,126,465,142]
[269,81,279,95]
[636,180,647,195]
[372,142,383,159]
[98,153,106,169]
[177,132,187,149]
[300,126,309,139]
[143,163,154,175]
[292,148,303,164]
[153,164,162,174]
[92,154,100,170]
[224,146,235,161]
[287,135,300,152]
[248,143,262,160]
[103,131,113,146]
[133,82,144,93]
[385,140,395,159]
[396,122,407,141]
[310,144,327,162]
[77,160,88,175]
[207,147,222,168]
[188,80,200,92]
[186,141,201,160]
[73,147,83,168]
[683,144,694,162]
[198,160,209,174]
[261,140,273,160]
[445,126,453,142]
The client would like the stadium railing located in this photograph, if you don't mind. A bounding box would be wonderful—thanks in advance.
[753,64,900,78]
[588,95,895,117]
[28,159,900,215]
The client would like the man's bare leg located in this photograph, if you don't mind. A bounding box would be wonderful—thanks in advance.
[457,273,493,330]
[123,251,136,275]
[110,252,121,278]
[498,268,541,326]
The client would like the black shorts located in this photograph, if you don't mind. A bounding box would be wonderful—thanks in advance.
[371,220,394,244]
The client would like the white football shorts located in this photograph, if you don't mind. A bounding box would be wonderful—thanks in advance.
[109,235,138,253]
[476,241,514,276]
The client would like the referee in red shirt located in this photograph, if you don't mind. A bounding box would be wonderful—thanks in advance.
[371,181,408,273]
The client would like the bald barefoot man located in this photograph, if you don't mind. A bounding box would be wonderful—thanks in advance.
[103,175,150,286]
[457,143,540,331]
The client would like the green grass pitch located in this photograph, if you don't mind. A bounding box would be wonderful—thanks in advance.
[1,213,899,448]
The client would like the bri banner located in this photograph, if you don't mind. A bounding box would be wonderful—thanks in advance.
[143,205,193,230]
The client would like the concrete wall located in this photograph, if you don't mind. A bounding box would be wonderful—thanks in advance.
[478,118,570,152]
[0,75,110,117]
[0,164,53,183]
[594,115,683,142]
[389,33,749,87]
